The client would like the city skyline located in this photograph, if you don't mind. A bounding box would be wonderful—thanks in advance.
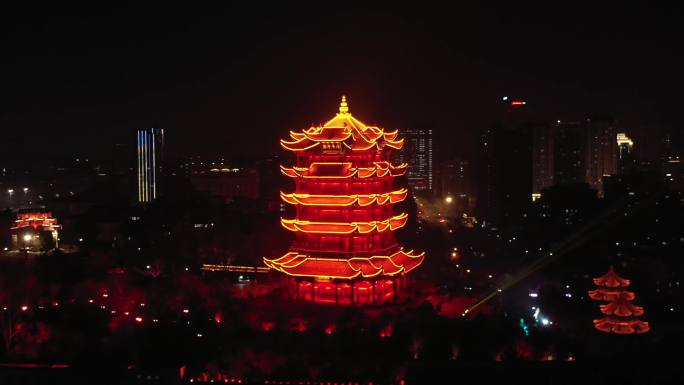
[1,5,682,166]
[1,5,683,383]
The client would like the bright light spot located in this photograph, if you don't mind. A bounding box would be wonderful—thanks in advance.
[488,274,493,279]
[102,293,109,298]
[196,333,203,338]
[78,238,83,242]
[88,299,94,303]
[445,196,453,204]
[20,305,28,311]
[146,265,151,269]
[466,269,470,273]
[529,293,538,298]
[541,318,550,326]
[183,309,190,314]
[502,96,508,101]
[135,317,143,323]
[565,293,572,298]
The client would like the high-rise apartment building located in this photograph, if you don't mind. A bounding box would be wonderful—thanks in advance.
[137,128,164,203]
[585,118,618,195]
[395,129,433,191]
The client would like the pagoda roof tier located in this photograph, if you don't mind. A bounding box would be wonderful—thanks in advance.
[588,288,635,301]
[280,213,408,234]
[280,162,407,179]
[12,212,62,230]
[281,96,403,152]
[600,296,645,317]
[263,249,425,279]
[593,317,650,334]
[592,266,630,288]
[280,188,408,206]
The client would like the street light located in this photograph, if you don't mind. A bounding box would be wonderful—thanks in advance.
[445,196,453,204]
[23,233,32,252]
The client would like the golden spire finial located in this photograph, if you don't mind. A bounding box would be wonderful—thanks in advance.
[339,94,349,114]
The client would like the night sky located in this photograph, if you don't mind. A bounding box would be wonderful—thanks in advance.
[1,4,681,164]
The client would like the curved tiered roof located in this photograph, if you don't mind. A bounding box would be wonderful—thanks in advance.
[281,96,404,152]
[280,213,408,234]
[588,288,635,301]
[280,189,407,206]
[600,295,645,317]
[280,162,407,179]
[592,265,631,288]
[264,249,425,279]
[590,266,650,334]
[593,317,650,334]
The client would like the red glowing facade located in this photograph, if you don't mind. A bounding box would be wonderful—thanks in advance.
[10,211,62,251]
[589,266,650,334]
[264,96,425,303]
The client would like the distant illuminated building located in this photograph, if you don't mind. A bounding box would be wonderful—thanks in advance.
[481,97,533,222]
[10,211,61,251]
[190,167,259,202]
[437,158,473,212]
[585,118,618,196]
[553,121,585,185]
[137,128,164,203]
[395,129,433,191]
[616,132,636,175]
[532,124,554,199]
[265,96,424,304]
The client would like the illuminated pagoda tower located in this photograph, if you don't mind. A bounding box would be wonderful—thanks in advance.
[588,265,633,301]
[264,96,425,304]
[589,266,650,334]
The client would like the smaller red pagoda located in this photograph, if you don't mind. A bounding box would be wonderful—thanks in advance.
[589,266,650,334]
[10,211,62,251]
[588,265,633,301]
